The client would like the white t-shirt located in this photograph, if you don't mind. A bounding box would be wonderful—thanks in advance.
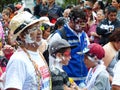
[112,61,120,86]
[5,48,51,90]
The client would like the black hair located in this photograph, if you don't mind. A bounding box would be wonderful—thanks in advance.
[69,7,86,21]
[24,8,32,14]
[107,5,117,14]
[54,17,67,30]
[42,23,50,30]
[98,1,105,10]
[7,4,15,13]
[39,7,48,16]
[116,0,120,3]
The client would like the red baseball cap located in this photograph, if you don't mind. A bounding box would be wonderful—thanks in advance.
[86,43,105,60]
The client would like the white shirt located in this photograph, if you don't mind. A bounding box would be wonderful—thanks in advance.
[5,48,51,90]
[112,61,120,86]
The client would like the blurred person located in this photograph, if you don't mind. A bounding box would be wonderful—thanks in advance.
[54,17,67,30]
[48,7,90,86]
[4,11,51,90]
[84,0,93,9]
[112,51,120,90]
[7,4,15,20]
[2,9,11,44]
[47,0,63,23]
[0,21,5,45]
[93,1,105,12]
[63,8,71,22]
[111,0,120,21]
[39,7,48,17]
[36,23,48,53]
[81,43,110,90]
[96,5,120,46]
[88,9,105,43]
[83,5,95,33]
[103,27,120,83]
[49,38,79,90]
[33,0,47,18]
[41,23,51,40]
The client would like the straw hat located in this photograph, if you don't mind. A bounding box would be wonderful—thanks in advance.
[39,16,54,26]
[9,11,41,41]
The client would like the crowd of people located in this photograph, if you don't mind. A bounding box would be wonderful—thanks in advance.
[0,0,120,90]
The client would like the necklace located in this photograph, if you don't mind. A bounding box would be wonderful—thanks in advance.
[22,47,52,90]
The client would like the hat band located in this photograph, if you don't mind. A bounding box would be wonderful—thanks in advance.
[14,23,27,34]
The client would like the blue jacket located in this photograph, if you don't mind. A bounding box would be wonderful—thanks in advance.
[60,24,89,79]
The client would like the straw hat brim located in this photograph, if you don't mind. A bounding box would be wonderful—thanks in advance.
[12,19,40,41]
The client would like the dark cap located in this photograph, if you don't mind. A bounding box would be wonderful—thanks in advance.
[49,39,76,55]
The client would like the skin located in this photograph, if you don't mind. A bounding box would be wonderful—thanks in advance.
[84,1,93,8]
[55,48,81,90]
[42,27,50,39]
[103,41,120,83]
[69,18,87,33]
[111,0,119,9]
[108,12,117,22]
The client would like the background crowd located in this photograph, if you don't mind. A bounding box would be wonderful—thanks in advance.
[0,0,120,90]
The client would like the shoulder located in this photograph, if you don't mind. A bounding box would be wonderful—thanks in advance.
[96,70,109,81]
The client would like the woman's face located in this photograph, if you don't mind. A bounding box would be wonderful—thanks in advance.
[43,27,50,39]
[2,13,9,21]
[112,0,119,9]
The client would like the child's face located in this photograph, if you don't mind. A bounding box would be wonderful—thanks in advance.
[61,48,71,65]
[84,55,96,68]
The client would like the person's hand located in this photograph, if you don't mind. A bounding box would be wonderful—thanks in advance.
[70,82,81,90]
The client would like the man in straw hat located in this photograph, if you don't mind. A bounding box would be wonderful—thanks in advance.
[4,11,51,90]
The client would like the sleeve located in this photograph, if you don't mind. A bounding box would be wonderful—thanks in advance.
[4,56,27,90]
[91,71,110,90]
[96,22,108,35]
[112,61,120,86]
[63,72,71,87]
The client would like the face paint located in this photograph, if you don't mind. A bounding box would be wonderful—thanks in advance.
[74,18,87,32]
[25,33,35,43]
[63,50,71,57]
[36,40,42,45]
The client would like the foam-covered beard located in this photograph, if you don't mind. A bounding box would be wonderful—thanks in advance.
[25,34,42,46]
